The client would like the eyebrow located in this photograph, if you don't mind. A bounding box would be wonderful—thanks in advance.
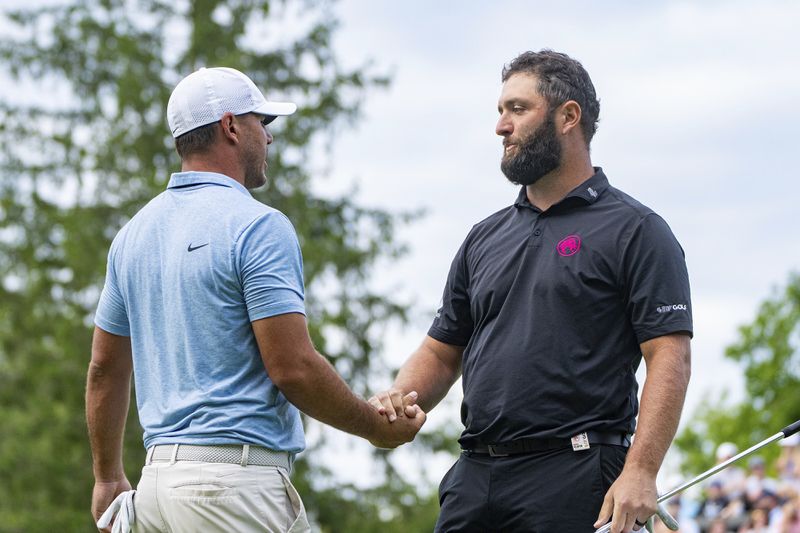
[497,98,528,112]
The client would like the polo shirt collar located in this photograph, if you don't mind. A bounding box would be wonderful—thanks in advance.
[566,167,609,204]
[513,167,609,209]
[167,171,251,197]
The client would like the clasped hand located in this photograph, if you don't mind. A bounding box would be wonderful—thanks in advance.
[367,388,425,448]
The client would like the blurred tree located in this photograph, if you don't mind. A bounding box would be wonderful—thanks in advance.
[675,274,800,477]
[0,1,450,530]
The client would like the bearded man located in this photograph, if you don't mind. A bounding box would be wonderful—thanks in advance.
[369,50,693,533]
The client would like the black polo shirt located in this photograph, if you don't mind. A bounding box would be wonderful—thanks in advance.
[428,168,692,447]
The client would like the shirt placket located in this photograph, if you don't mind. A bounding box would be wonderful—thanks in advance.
[528,212,545,249]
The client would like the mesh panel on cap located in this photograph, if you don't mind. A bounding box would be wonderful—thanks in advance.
[182,77,258,128]
[168,67,278,137]
[222,93,258,115]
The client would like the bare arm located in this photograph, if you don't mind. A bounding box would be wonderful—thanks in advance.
[252,313,425,448]
[369,335,464,419]
[86,327,134,525]
[595,332,692,533]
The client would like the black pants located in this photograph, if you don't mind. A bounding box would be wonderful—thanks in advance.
[435,445,627,533]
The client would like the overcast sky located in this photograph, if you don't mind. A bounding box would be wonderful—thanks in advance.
[309,0,800,485]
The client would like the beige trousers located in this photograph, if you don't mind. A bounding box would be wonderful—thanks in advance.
[131,461,310,533]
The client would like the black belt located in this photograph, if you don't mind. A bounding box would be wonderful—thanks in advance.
[463,431,631,457]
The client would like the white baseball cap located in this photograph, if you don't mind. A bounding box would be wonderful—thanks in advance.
[780,433,800,447]
[167,67,297,138]
[716,442,738,460]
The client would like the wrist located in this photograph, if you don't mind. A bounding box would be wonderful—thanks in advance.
[367,405,386,439]
[93,464,126,483]
[622,457,660,478]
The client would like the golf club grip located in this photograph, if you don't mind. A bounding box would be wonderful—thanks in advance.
[781,419,800,438]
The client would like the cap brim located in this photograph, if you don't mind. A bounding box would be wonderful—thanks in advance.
[253,101,297,117]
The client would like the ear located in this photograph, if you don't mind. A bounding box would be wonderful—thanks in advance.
[558,100,582,136]
[218,112,240,144]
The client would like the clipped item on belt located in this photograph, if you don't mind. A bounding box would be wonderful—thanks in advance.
[571,432,591,451]
[97,490,135,533]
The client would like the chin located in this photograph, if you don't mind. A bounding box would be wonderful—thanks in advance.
[245,175,267,190]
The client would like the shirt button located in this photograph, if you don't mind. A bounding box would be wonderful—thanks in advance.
[533,229,542,236]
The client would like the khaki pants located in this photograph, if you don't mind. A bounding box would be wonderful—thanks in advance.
[131,461,310,532]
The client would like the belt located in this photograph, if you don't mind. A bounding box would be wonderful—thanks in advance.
[464,431,631,457]
[146,444,291,470]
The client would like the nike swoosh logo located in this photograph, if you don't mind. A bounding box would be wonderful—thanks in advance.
[187,243,209,252]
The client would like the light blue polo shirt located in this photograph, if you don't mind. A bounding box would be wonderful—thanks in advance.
[95,171,306,453]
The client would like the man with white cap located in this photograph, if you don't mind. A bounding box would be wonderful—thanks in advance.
[714,442,747,500]
[86,67,426,532]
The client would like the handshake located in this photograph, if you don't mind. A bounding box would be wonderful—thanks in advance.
[365,388,426,449]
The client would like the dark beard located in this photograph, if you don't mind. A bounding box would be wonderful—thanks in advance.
[500,111,561,186]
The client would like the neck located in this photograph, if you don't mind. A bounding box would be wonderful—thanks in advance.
[181,150,244,186]
[525,153,594,211]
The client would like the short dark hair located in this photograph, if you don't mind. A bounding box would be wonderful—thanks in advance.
[502,50,600,145]
[174,122,217,159]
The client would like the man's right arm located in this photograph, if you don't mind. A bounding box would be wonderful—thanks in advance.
[368,335,464,419]
[251,312,425,448]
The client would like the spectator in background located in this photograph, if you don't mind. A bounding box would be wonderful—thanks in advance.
[739,507,770,533]
[777,434,800,492]
[715,442,747,501]
[746,457,779,511]
[697,481,733,532]
[659,497,700,533]
[774,499,800,533]
[769,486,800,533]
[707,518,728,533]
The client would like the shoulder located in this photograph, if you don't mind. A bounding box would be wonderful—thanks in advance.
[600,185,657,221]
[238,206,296,237]
[597,185,680,242]
[464,204,518,244]
[235,207,300,257]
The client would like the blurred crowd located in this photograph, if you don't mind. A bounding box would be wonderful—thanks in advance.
[653,434,800,533]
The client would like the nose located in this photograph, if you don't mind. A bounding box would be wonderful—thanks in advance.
[496,113,512,137]
[265,129,274,145]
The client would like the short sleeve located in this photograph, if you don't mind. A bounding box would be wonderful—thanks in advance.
[622,213,693,343]
[428,238,474,346]
[94,241,131,336]
[237,212,306,322]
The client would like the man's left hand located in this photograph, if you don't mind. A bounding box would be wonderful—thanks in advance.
[92,477,132,532]
[593,465,657,533]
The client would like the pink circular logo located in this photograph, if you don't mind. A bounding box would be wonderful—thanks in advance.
[557,235,581,256]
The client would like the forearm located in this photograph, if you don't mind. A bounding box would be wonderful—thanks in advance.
[254,313,424,446]
[86,361,131,481]
[275,350,381,440]
[393,353,456,413]
[625,336,691,475]
[393,339,462,413]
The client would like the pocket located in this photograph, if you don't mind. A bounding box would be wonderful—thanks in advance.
[278,469,311,533]
[438,457,460,506]
[169,481,238,503]
[597,445,628,495]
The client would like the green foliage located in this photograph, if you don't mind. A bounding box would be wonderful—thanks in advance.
[675,274,800,477]
[0,1,446,530]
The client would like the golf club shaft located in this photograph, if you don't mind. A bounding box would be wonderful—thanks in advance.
[595,435,780,533]
[658,417,800,502]
[594,419,800,533]
[656,431,783,502]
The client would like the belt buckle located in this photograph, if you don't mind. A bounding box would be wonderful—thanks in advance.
[487,445,509,457]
